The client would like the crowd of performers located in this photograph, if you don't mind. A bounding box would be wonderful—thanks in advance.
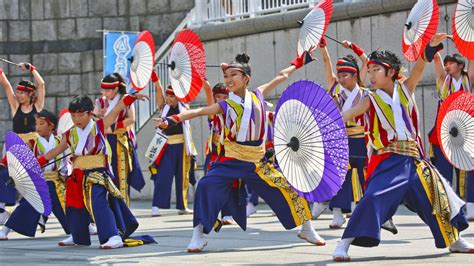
[0,31,473,261]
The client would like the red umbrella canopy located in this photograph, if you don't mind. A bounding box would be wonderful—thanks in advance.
[168,30,205,103]
[452,0,474,59]
[436,91,474,171]
[130,31,156,91]
[402,0,439,62]
[297,0,333,56]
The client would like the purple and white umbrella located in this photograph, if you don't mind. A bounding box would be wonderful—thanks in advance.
[5,131,52,216]
[274,80,348,202]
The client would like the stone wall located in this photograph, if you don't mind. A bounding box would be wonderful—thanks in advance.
[0,0,194,149]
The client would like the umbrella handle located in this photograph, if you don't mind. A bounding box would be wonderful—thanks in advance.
[0,58,20,67]
[324,35,344,45]
[41,153,72,169]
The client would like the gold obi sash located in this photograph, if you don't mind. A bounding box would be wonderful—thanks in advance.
[346,126,365,138]
[72,154,107,170]
[167,134,185,145]
[376,141,420,158]
[18,132,39,143]
[43,171,60,181]
[224,140,264,163]
[111,128,128,136]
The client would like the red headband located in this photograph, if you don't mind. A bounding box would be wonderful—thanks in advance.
[36,116,55,127]
[213,88,229,95]
[336,66,357,74]
[336,59,358,74]
[368,60,391,69]
[100,81,125,90]
[16,85,34,92]
[165,88,175,96]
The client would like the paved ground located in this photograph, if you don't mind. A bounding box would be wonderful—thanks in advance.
[0,201,473,265]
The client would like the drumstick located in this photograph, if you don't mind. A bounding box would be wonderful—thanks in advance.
[324,34,344,45]
[41,153,72,169]
[156,62,224,68]
[0,58,20,66]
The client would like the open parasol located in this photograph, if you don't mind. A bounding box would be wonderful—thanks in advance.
[452,0,474,59]
[130,31,155,92]
[297,0,333,56]
[402,0,439,62]
[437,91,474,171]
[5,131,52,216]
[274,80,349,202]
[167,30,205,103]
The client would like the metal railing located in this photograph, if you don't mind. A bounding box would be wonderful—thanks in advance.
[193,0,324,25]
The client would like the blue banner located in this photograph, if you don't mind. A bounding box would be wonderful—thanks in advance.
[104,31,139,88]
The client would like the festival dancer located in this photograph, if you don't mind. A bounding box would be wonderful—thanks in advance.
[94,73,145,206]
[149,71,196,216]
[0,64,45,224]
[310,38,368,229]
[202,80,236,225]
[37,93,148,249]
[332,34,474,261]
[0,110,70,240]
[430,51,474,220]
[155,51,325,253]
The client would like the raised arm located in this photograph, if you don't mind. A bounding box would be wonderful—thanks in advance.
[26,64,45,111]
[151,70,165,110]
[342,97,370,122]
[341,40,369,82]
[433,53,446,86]
[259,47,316,97]
[467,59,474,91]
[203,79,214,106]
[319,40,337,88]
[0,68,18,116]
[405,33,449,93]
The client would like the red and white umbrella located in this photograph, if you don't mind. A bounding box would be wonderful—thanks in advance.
[402,0,439,62]
[168,30,205,103]
[130,31,155,92]
[57,108,73,136]
[437,91,474,171]
[297,0,333,56]
[452,0,474,59]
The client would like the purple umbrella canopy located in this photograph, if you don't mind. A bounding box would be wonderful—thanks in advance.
[274,80,349,202]
[5,131,52,216]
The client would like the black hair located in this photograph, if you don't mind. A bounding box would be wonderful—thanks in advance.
[443,53,466,74]
[340,54,362,85]
[101,72,126,94]
[17,80,37,104]
[69,94,94,113]
[36,109,58,129]
[213,83,226,91]
[229,53,251,76]
[368,50,402,81]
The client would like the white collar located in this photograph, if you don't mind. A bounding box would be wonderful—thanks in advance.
[38,134,56,152]
[105,94,121,116]
[341,84,360,112]
[75,119,94,155]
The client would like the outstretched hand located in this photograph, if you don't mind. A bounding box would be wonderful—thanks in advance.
[132,93,150,101]
[341,40,352,49]
[430,33,449,47]
[153,117,168,129]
